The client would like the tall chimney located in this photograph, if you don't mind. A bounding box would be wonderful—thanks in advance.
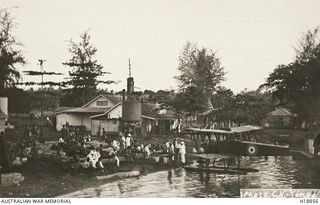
[127,58,134,97]
[127,77,134,97]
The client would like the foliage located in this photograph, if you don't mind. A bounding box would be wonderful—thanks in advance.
[173,86,207,115]
[210,88,273,125]
[174,41,225,114]
[62,31,116,106]
[260,27,320,124]
[0,9,25,89]
[176,41,225,96]
[0,87,32,114]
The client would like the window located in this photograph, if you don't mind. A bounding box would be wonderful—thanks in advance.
[96,100,108,106]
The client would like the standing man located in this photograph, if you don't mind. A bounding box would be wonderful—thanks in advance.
[125,133,132,149]
[179,141,186,164]
[174,138,181,162]
[168,142,175,163]
[102,128,106,140]
[120,133,126,151]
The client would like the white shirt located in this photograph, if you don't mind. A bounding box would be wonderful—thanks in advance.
[112,140,119,148]
[125,137,131,147]
[144,146,151,156]
[179,144,186,154]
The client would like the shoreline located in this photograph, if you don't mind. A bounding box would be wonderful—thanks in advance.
[0,156,169,198]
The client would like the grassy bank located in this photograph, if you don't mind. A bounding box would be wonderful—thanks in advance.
[0,156,167,198]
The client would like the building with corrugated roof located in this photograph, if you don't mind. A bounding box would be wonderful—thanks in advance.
[264,107,295,128]
[55,94,122,131]
[90,101,177,136]
[55,93,177,136]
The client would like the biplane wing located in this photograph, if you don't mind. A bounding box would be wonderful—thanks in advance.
[186,125,263,134]
[230,125,263,133]
[186,127,232,134]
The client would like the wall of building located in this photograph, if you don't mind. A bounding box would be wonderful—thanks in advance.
[141,117,154,136]
[56,113,92,131]
[91,119,120,135]
[86,96,115,108]
[107,104,122,119]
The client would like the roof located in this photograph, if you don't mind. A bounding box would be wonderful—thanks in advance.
[81,94,121,108]
[141,103,177,120]
[269,108,293,117]
[0,110,7,119]
[89,102,177,120]
[56,94,122,115]
[102,94,121,104]
[58,107,108,114]
[90,102,122,119]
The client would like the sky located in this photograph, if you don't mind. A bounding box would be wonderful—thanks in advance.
[1,0,320,93]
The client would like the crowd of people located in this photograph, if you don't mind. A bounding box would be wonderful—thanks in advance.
[0,124,42,173]
[56,123,93,160]
[53,123,189,173]
[165,138,186,164]
[23,124,43,142]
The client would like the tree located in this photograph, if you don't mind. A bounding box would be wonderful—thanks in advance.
[62,31,115,106]
[209,88,273,125]
[0,9,25,89]
[175,41,226,114]
[0,87,32,114]
[173,86,206,114]
[260,27,320,125]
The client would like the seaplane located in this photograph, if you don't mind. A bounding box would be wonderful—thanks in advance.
[181,125,290,175]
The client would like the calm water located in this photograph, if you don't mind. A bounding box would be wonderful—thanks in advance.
[62,156,320,198]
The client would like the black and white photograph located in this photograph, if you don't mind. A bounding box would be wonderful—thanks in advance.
[1,0,320,200]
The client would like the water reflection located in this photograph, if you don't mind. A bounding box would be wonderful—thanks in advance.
[61,156,320,198]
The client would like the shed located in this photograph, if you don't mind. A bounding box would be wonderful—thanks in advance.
[265,107,294,128]
[55,94,121,131]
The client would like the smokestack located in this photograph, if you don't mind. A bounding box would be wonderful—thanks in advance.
[122,89,126,102]
[127,77,134,97]
[0,97,8,116]
[127,58,134,97]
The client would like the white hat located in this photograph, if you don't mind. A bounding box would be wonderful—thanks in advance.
[127,133,131,137]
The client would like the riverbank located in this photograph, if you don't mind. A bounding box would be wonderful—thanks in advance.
[1,127,319,197]
[0,156,169,198]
